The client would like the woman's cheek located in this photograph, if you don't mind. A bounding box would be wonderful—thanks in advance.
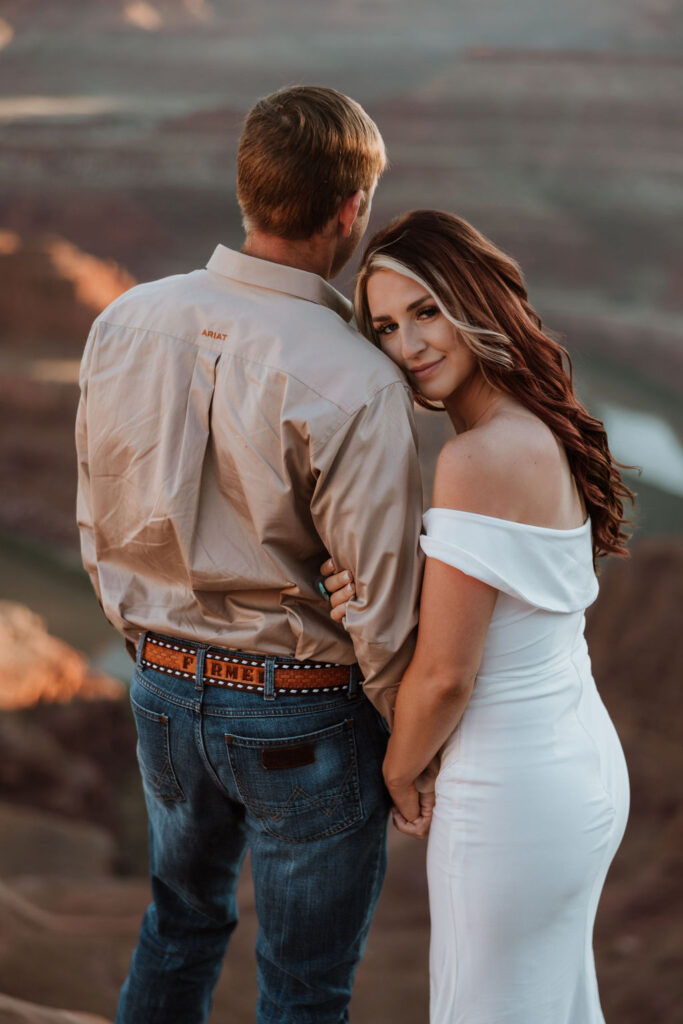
[381,342,403,367]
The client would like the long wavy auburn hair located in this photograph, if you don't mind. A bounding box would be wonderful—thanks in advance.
[354,209,634,563]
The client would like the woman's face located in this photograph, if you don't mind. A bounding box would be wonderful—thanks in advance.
[365,269,477,402]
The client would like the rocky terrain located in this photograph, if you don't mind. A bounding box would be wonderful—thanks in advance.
[0,602,124,709]
[0,542,681,1022]
[0,1,681,548]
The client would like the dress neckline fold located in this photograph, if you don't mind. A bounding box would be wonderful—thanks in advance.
[425,507,591,536]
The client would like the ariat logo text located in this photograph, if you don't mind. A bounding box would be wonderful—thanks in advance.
[202,329,228,341]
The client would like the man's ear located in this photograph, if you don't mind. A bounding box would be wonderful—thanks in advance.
[337,190,364,239]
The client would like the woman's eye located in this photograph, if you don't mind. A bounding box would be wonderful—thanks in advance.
[417,305,439,320]
[376,322,397,336]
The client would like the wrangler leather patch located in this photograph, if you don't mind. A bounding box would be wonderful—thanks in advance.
[262,743,315,771]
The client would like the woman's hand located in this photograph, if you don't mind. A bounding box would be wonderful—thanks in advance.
[383,732,437,839]
[319,557,356,623]
[391,790,435,840]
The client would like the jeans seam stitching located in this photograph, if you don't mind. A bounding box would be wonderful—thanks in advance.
[133,705,185,802]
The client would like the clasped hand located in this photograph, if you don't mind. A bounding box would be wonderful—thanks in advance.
[386,780,435,840]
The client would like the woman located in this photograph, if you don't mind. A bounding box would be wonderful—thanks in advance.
[323,210,631,1023]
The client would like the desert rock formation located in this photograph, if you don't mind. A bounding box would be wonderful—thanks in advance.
[0,601,124,709]
[0,232,135,353]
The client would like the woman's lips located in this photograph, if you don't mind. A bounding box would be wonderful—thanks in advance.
[410,357,445,380]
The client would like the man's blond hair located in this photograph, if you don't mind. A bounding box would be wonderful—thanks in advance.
[237,85,386,240]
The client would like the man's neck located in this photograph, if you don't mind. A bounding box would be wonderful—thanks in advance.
[241,231,335,281]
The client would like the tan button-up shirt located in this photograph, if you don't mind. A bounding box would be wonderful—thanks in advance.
[76,245,424,720]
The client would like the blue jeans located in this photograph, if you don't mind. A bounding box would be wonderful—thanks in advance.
[115,638,391,1024]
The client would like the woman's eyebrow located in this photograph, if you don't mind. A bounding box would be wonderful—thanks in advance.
[406,294,433,311]
[371,294,433,321]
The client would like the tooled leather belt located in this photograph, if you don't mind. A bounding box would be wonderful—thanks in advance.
[141,632,361,696]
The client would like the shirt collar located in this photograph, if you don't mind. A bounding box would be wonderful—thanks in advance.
[206,244,354,323]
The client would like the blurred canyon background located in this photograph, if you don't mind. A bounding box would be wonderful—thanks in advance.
[0,0,681,1021]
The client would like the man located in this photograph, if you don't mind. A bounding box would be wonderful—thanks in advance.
[76,85,423,1024]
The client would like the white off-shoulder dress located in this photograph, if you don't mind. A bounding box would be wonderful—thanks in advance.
[421,509,629,1024]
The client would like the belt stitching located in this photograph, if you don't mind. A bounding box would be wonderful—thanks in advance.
[146,637,336,670]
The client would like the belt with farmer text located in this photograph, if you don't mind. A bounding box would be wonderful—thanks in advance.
[141,632,361,696]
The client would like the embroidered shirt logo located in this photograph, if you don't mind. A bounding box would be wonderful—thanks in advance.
[202,329,228,340]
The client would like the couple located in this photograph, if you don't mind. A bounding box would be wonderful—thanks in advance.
[76,85,630,1023]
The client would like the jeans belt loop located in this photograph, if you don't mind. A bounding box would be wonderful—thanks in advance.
[264,656,276,701]
[347,663,360,700]
[194,645,207,693]
[135,631,148,670]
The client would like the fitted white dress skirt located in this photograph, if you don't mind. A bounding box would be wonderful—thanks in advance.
[421,509,629,1024]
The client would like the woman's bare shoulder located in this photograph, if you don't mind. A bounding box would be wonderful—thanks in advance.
[433,412,567,520]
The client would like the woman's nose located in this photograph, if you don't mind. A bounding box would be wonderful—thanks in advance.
[400,326,427,361]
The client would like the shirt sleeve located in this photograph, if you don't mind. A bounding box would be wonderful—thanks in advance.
[310,381,424,726]
[75,323,103,608]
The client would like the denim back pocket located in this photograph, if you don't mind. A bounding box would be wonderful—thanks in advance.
[225,718,363,843]
[131,698,185,803]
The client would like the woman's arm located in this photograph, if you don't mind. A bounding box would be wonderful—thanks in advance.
[322,550,496,822]
[384,434,504,820]
[383,555,497,821]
